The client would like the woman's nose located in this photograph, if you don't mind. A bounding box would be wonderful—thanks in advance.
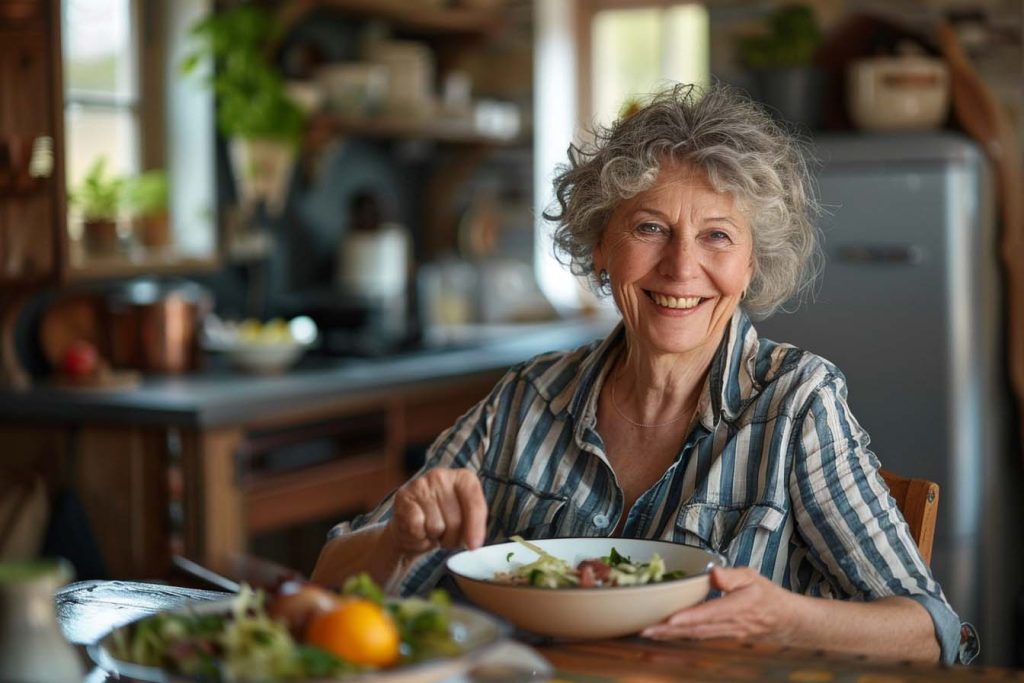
[659,238,699,280]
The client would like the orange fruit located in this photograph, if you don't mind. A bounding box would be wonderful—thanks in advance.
[304,598,400,667]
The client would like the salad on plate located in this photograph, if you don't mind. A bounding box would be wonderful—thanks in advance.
[97,574,497,682]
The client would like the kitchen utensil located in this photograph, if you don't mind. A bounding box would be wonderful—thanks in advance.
[847,51,950,131]
[447,537,723,639]
[107,279,212,374]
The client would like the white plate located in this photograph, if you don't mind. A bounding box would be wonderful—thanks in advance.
[89,597,507,683]
[447,537,725,639]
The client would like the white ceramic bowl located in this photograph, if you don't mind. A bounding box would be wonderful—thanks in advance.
[447,537,724,639]
[219,340,307,374]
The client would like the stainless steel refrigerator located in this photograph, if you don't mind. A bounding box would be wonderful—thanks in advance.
[755,132,1024,665]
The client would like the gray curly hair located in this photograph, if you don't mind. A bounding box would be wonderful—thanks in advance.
[545,83,821,319]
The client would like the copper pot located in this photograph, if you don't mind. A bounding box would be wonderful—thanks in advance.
[107,280,212,374]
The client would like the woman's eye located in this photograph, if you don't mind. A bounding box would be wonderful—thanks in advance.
[705,229,733,243]
[635,222,665,236]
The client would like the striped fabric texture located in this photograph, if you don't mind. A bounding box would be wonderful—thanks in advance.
[331,310,964,663]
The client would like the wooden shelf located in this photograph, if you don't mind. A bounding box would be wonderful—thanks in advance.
[306,112,523,146]
[276,0,505,39]
[67,247,219,282]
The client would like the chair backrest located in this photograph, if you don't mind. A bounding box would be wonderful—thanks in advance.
[879,468,940,565]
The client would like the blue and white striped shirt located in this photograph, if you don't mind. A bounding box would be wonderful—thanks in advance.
[333,310,964,663]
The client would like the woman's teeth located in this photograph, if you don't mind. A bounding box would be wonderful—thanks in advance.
[651,293,702,309]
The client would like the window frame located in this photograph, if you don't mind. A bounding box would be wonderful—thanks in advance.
[61,0,166,210]
[575,0,707,129]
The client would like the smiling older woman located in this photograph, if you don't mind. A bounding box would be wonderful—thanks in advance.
[313,84,969,665]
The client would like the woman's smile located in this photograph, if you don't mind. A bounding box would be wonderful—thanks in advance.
[644,290,708,313]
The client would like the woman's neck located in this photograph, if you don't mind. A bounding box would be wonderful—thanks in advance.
[610,334,722,427]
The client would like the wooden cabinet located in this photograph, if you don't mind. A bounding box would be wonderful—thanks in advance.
[0,0,63,285]
[0,369,502,579]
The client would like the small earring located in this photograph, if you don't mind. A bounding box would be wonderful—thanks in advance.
[598,269,610,288]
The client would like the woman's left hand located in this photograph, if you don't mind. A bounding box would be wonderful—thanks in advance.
[641,566,799,643]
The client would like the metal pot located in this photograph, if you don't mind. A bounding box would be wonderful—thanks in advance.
[107,279,212,374]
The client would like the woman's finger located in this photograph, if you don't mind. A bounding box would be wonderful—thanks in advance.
[436,483,465,548]
[710,566,759,592]
[453,470,487,549]
[390,492,434,554]
[643,621,748,641]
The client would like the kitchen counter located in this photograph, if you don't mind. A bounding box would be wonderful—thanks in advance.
[0,317,615,428]
[0,316,616,580]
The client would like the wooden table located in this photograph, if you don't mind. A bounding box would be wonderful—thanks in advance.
[55,580,1023,682]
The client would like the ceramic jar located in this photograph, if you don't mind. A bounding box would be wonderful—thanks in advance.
[0,560,84,683]
[847,53,950,131]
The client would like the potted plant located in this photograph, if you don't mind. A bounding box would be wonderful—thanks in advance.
[122,170,170,249]
[71,157,123,255]
[180,5,305,216]
[737,4,824,128]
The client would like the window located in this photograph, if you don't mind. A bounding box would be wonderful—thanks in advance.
[589,3,709,126]
[60,0,217,267]
[62,0,140,221]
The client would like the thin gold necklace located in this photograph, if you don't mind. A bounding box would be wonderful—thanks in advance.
[609,379,694,428]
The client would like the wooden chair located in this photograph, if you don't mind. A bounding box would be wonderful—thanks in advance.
[879,469,940,565]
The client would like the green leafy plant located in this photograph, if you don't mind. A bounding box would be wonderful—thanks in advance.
[71,157,123,221]
[737,4,822,70]
[122,170,168,218]
[180,5,304,143]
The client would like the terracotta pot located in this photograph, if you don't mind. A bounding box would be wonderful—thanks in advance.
[82,218,119,255]
[137,212,171,249]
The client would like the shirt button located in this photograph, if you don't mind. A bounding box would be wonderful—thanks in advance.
[592,513,610,529]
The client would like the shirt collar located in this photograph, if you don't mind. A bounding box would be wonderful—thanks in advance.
[554,309,761,430]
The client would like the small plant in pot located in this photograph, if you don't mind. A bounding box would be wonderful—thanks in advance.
[180,5,305,216]
[71,157,123,255]
[123,170,170,249]
[737,4,824,128]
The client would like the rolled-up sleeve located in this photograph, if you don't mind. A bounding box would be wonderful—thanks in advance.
[788,373,965,664]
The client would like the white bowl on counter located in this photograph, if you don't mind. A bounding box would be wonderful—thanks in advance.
[202,316,318,374]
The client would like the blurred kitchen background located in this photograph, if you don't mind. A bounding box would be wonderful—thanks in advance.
[1,0,1023,666]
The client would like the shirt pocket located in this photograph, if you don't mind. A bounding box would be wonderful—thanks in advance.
[674,502,786,556]
[479,470,572,541]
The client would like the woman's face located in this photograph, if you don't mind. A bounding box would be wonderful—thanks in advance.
[594,161,754,358]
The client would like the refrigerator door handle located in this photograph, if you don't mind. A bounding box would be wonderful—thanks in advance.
[835,244,926,265]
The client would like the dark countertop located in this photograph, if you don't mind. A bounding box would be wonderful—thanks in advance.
[0,317,616,429]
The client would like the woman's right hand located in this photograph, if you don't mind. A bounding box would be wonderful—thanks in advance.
[383,468,488,557]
